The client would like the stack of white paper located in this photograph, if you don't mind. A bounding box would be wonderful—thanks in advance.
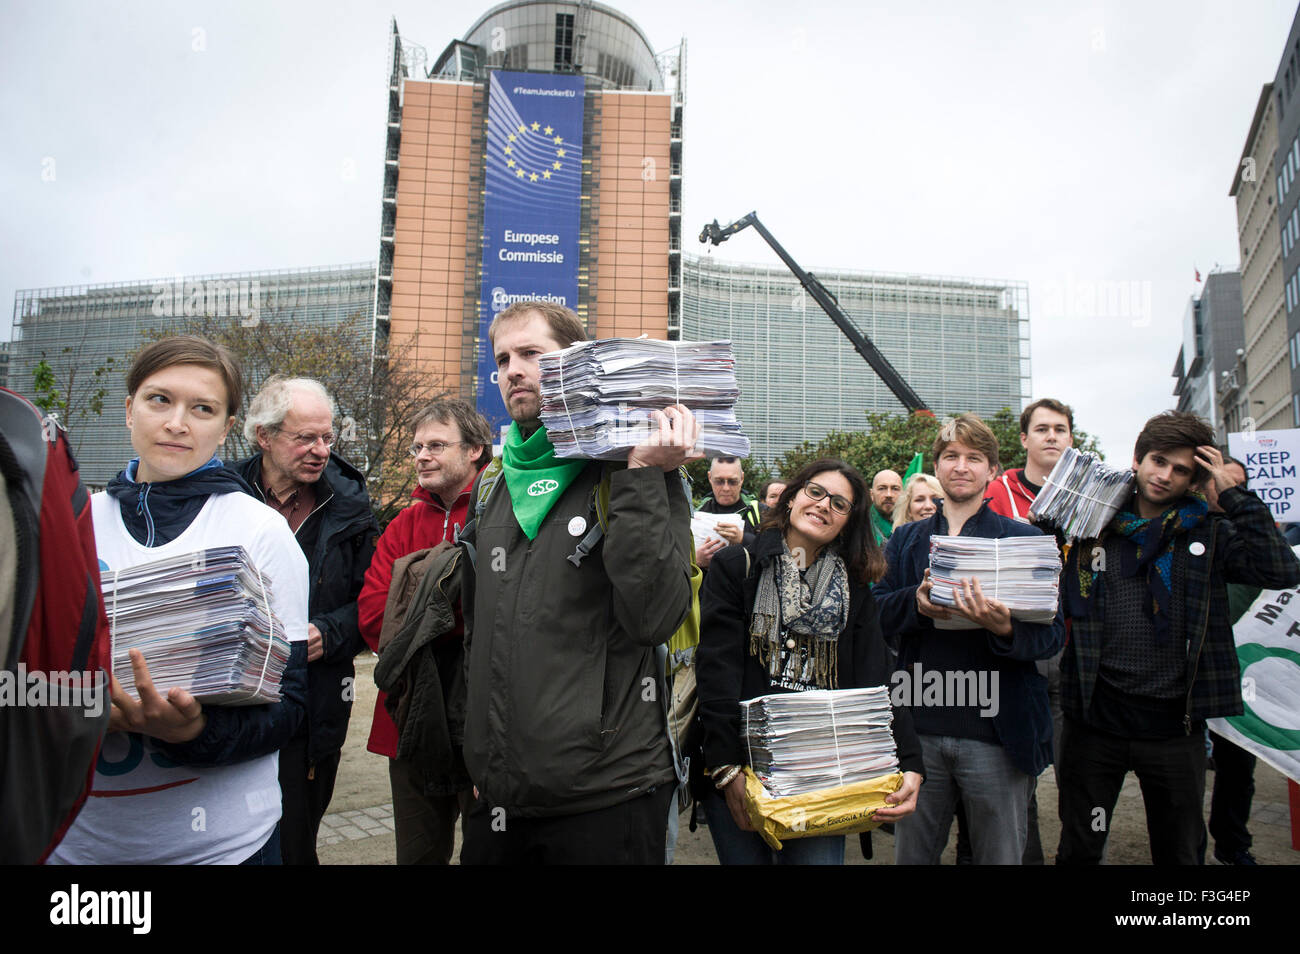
[101,546,291,706]
[740,687,899,798]
[538,337,750,459]
[928,535,1062,629]
[690,511,744,549]
[1029,447,1135,540]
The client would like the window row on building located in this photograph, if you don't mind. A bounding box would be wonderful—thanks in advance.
[1282,202,1300,257]
[1277,132,1300,205]
[1285,264,1300,314]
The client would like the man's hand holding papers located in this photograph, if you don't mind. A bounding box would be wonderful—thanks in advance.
[916,568,952,621]
[625,403,703,472]
[950,578,1013,636]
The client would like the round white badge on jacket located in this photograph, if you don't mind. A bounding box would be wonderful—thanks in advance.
[1189,541,1205,556]
[568,516,587,537]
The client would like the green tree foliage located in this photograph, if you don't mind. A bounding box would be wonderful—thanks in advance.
[30,350,115,452]
[771,408,1104,483]
[30,359,61,415]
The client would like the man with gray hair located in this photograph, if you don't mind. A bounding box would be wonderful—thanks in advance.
[233,375,378,864]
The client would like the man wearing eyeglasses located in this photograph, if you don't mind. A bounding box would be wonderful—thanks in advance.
[356,397,491,864]
[696,456,762,569]
[234,375,379,864]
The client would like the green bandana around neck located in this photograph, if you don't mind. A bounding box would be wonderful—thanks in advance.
[870,505,893,545]
[501,422,588,540]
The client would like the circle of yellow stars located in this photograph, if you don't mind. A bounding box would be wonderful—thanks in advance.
[503,121,567,182]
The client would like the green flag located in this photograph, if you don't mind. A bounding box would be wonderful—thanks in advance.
[903,452,924,482]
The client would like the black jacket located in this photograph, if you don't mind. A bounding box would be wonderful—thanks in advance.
[464,462,690,817]
[697,494,762,552]
[697,529,925,777]
[373,542,470,795]
[234,452,378,762]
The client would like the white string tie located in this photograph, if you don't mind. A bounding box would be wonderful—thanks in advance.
[232,559,276,704]
[556,348,584,457]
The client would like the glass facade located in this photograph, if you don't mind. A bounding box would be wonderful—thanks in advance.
[463,1,663,90]
[10,263,375,487]
[680,254,1031,464]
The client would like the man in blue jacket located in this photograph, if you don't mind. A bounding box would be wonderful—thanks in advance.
[875,414,1066,865]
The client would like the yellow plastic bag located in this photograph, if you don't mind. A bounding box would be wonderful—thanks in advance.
[743,768,904,850]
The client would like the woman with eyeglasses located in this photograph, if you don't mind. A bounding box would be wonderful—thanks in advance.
[48,336,310,865]
[696,458,925,864]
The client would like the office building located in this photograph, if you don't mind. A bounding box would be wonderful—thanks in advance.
[1227,83,1286,434]
[1271,8,1300,425]
[681,254,1030,464]
[9,263,374,486]
[377,3,685,438]
[1172,271,1245,444]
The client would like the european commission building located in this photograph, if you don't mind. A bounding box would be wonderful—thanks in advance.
[681,254,1031,464]
[8,2,1030,482]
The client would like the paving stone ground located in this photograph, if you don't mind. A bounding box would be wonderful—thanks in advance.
[318,654,1300,865]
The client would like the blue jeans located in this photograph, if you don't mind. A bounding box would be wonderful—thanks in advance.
[702,791,845,865]
[239,823,282,865]
[895,734,1032,865]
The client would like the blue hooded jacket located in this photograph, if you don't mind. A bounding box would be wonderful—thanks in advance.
[106,457,254,546]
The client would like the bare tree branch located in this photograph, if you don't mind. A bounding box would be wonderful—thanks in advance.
[139,313,450,526]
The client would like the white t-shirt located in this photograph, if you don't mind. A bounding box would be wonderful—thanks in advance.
[49,490,308,865]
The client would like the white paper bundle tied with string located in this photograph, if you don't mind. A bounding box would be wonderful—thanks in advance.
[1029,447,1135,540]
[102,546,291,706]
[740,687,899,798]
[927,535,1062,629]
[538,336,751,460]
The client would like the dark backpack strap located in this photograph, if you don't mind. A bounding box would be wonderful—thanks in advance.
[566,520,606,568]
[568,462,692,569]
[567,462,613,568]
[457,458,503,568]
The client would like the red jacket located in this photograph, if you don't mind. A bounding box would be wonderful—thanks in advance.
[984,468,1038,523]
[359,478,475,757]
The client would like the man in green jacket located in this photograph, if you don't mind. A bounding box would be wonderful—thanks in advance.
[460,300,698,864]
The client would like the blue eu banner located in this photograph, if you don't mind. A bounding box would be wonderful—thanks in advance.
[479,70,585,440]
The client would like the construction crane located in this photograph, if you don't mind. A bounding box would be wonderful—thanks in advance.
[699,211,932,416]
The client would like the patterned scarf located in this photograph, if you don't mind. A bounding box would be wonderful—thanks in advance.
[1066,494,1207,642]
[749,538,850,688]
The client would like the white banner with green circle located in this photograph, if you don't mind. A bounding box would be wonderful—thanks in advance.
[1208,569,1300,783]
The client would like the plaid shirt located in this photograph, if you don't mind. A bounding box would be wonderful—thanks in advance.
[1061,486,1300,731]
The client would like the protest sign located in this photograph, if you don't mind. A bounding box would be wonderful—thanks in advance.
[1208,571,1300,785]
[1228,428,1300,520]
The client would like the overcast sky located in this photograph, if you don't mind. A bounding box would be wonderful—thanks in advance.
[2,0,1296,462]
